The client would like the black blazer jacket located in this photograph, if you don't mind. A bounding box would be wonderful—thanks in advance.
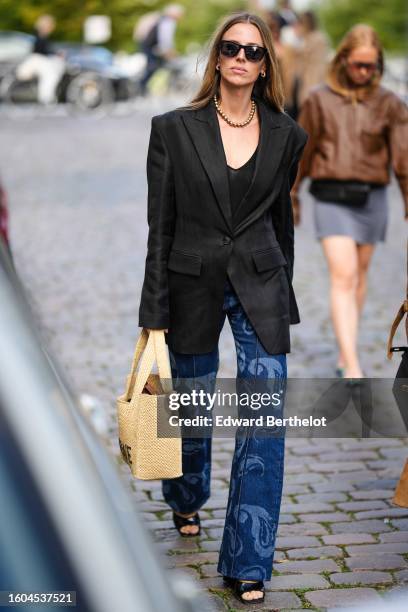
[138,95,308,355]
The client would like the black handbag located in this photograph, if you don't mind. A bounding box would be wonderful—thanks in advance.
[309,179,372,206]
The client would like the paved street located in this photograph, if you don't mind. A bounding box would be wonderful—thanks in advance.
[1,100,408,611]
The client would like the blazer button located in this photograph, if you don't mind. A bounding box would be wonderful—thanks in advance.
[222,236,232,245]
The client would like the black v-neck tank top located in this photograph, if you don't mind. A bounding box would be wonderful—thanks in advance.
[227,146,258,215]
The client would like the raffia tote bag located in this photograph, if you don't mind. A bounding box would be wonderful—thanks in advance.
[117,329,182,480]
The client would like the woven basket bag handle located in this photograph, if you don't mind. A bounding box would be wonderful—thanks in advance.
[126,330,172,399]
[124,328,149,400]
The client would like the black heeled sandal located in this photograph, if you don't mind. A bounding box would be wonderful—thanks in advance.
[223,576,265,605]
[172,511,201,537]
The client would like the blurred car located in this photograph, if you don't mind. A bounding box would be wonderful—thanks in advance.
[0,239,213,612]
[53,42,131,101]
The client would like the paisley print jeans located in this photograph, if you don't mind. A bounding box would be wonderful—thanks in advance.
[163,276,286,581]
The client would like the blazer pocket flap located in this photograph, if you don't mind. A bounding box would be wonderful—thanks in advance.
[252,247,287,272]
[167,250,202,276]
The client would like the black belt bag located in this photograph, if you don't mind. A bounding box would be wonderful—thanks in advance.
[309,179,374,207]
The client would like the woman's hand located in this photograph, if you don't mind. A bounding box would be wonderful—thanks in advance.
[146,328,168,333]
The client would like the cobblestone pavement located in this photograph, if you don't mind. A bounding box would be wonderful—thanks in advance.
[1,99,408,611]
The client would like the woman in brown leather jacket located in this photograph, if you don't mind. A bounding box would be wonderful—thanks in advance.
[291,24,408,378]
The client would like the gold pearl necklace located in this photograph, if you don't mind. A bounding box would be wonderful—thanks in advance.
[213,94,256,127]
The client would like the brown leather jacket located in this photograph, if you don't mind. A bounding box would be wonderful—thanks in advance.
[291,81,408,219]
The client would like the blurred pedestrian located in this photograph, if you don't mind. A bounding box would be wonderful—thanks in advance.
[295,12,330,110]
[266,10,299,118]
[291,24,408,378]
[138,3,185,95]
[133,10,161,45]
[16,15,65,105]
[138,10,307,604]
[277,0,297,29]
[280,11,329,119]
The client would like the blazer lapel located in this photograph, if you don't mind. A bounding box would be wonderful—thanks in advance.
[233,98,292,232]
[182,103,233,234]
[181,97,293,236]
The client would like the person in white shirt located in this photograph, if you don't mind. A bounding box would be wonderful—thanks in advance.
[16,15,65,105]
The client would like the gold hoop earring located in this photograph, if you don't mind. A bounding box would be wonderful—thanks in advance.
[260,70,266,78]
[216,64,220,71]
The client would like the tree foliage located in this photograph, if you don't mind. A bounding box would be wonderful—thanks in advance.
[0,0,247,52]
[318,0,407,53]
[1,0,405,54]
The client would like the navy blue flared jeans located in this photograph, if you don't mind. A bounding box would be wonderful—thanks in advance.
[163,277,286,581]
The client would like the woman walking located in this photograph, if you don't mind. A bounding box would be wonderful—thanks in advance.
[291,24,408,378]
[138,12,307,604]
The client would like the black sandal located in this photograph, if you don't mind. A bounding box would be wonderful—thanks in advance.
[172,511,201,537]
[223,576,265,605]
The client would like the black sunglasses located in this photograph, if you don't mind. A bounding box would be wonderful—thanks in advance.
[347,60,380,72]
[219,40,267,62]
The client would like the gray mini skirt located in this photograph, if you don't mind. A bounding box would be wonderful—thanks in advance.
[312,185,388,244]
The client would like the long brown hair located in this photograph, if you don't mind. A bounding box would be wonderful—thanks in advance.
[327,24,384,100]
[188,12,284,112]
